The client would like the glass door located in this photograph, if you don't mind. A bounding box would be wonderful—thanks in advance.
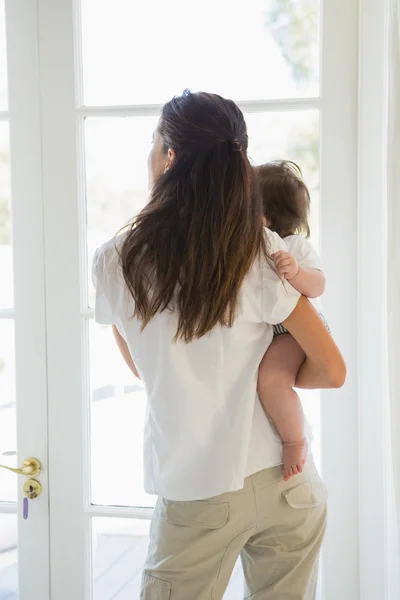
[45,1,329,598]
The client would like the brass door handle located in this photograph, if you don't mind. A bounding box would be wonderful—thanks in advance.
[0,457,41,477]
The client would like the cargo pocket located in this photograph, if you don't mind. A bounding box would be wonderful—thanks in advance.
[166,499,230,529]
[277,480,328,552]
[140,572,171,599]
[282,481,327,509]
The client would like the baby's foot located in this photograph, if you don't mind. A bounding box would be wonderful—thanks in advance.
[282,439,308,481]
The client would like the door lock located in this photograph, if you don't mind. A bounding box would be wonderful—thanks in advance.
[22,479,42,499]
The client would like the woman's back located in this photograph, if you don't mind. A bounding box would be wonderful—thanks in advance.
[93,228,300,500]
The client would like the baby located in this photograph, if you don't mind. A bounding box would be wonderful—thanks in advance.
[256,161,327,481]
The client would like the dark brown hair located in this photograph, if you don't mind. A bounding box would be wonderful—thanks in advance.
[119,90,265,342]
[255,160,311,238]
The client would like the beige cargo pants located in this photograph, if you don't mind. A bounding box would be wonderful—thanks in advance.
[141,460,327,599]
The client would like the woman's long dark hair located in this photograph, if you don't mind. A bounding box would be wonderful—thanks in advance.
[120,90,265,342]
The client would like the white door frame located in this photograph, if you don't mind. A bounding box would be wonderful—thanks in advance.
[37,0,89,597]
[4,1,50,598]
[319,0,359,598]
[357,0,392,598]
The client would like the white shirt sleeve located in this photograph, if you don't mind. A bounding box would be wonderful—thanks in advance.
[92,237,135,327]
[91,245,118,325]
[262,229,301,325]
[284,235,323,271]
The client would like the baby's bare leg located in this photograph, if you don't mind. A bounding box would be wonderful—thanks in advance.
[258,334,307,481]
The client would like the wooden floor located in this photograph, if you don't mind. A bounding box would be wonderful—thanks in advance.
[0,534,244,600]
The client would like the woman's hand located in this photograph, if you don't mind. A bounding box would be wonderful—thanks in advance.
[282,296,346,389]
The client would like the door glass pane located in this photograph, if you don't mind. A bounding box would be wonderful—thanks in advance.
[89,321,156,508]
[246,109,320,248]
[92,517,243,599]
[300,390,320,469]
[80,0,319,106]
[0,320,17,503]
[0,1,8,110]
[0,514,18,600]
[85,116,158,307]
[86,110,321,503]
[92,518,150,600]
[85,110,319,305]
[0,123,13,310]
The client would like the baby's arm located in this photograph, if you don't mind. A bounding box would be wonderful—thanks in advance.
[272,250,326,298]
[289,266,326,298]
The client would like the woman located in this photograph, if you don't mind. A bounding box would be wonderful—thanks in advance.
[92,90,345,599]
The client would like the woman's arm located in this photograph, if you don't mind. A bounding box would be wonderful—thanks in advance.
[112,325,141,379]
[282,296,346,389]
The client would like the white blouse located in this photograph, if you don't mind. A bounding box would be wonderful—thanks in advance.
[92,229,300,501]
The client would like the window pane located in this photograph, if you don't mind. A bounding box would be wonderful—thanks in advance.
[0,122,13,310]
[92,518,150,600]
[246,109,320,248]
[0,1,8,110]
[0,320,17,503]
[80,0,319,106]
[300,390,320,470]
[92,517,243,599]
[0,514,18,599]
[89,321,156,508]
[86,111,321,503]
[85,110,319,305]
[85,116,157,307]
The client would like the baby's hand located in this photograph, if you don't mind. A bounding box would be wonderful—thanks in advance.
[271,251,299,281]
